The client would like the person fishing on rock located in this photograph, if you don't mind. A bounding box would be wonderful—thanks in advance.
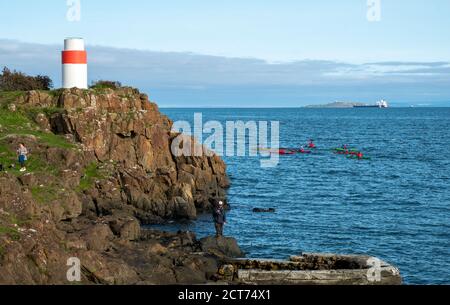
[213,201,227,237]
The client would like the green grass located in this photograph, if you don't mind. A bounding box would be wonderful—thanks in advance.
[0,106,75,150]
[26,106,66,119]
[90,87,110,95]
[0,141,58,176]
[0,226,21,241]
[9,214,30,227]
[0,91,25,106]
[77,162,104,192]
[31,185,61,204]
[0,110,30,127]
[28,130,75,149]
[0,142,15,168]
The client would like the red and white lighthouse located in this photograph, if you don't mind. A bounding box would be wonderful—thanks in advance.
[62,38,88,89]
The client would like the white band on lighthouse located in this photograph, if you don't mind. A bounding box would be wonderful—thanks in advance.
[62,38,88,89]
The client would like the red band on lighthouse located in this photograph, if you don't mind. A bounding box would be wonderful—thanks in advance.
[62,50,87,64]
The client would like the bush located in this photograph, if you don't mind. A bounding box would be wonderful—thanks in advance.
[90,80,122,90]
[0,67,53,91]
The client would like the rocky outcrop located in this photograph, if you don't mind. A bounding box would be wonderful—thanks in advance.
[15,88,229,223]
[200,236,245,258]
[0,87,236,285]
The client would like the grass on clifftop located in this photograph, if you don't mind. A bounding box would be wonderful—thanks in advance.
[0,91,76,177]
[0,91,25,104]
[0,94,75,150]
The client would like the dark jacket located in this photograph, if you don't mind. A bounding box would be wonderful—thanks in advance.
[213,207,226,224]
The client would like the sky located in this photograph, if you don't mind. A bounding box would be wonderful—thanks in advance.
[1,0,450,107]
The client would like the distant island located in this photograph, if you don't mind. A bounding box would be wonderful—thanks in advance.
[304,101,367,108]
[305,100,389,108]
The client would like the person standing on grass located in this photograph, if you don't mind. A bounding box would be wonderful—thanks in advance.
[17,143,28,172]
[213,201,227,237]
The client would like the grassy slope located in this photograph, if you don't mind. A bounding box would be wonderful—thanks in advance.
[0,90,107,244]
[0,90,109,202]
[0,91,75,174]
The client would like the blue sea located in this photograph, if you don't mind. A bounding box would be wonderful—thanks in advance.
[155,108,450,285]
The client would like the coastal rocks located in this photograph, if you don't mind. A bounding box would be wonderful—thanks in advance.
[146,240,168,256]
[0,87,235,285]
[107,215,141,241]
[25,87,230,222]
[65,234,88,250]
[79,251,140,285]
[200,236,245,258]
[48,192,83,221]
[81,224,114,251]
[168,196,197,220]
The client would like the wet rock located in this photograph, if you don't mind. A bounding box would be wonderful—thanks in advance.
[200,236,245,258]
[169,196,197,220]
[108,215,141,241]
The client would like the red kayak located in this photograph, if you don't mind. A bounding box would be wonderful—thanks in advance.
[269,148,312,155]
[278,149,296,155]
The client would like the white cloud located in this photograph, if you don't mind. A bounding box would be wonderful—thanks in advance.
[1,39,449,106]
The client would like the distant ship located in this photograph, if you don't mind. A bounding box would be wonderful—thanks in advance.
[354,99,389,108]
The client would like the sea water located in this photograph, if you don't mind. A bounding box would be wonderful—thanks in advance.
[154,107,450,284]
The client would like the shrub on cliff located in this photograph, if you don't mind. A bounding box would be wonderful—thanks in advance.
[90,80,122,90]
[0,67,53,91]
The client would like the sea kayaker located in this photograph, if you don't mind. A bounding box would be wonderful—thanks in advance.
[356,152,363,159]
[308,139,316,149]
[299,146,306,153]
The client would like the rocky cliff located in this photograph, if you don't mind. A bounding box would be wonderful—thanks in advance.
[16,87,229,222]
[0,88,238,284]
